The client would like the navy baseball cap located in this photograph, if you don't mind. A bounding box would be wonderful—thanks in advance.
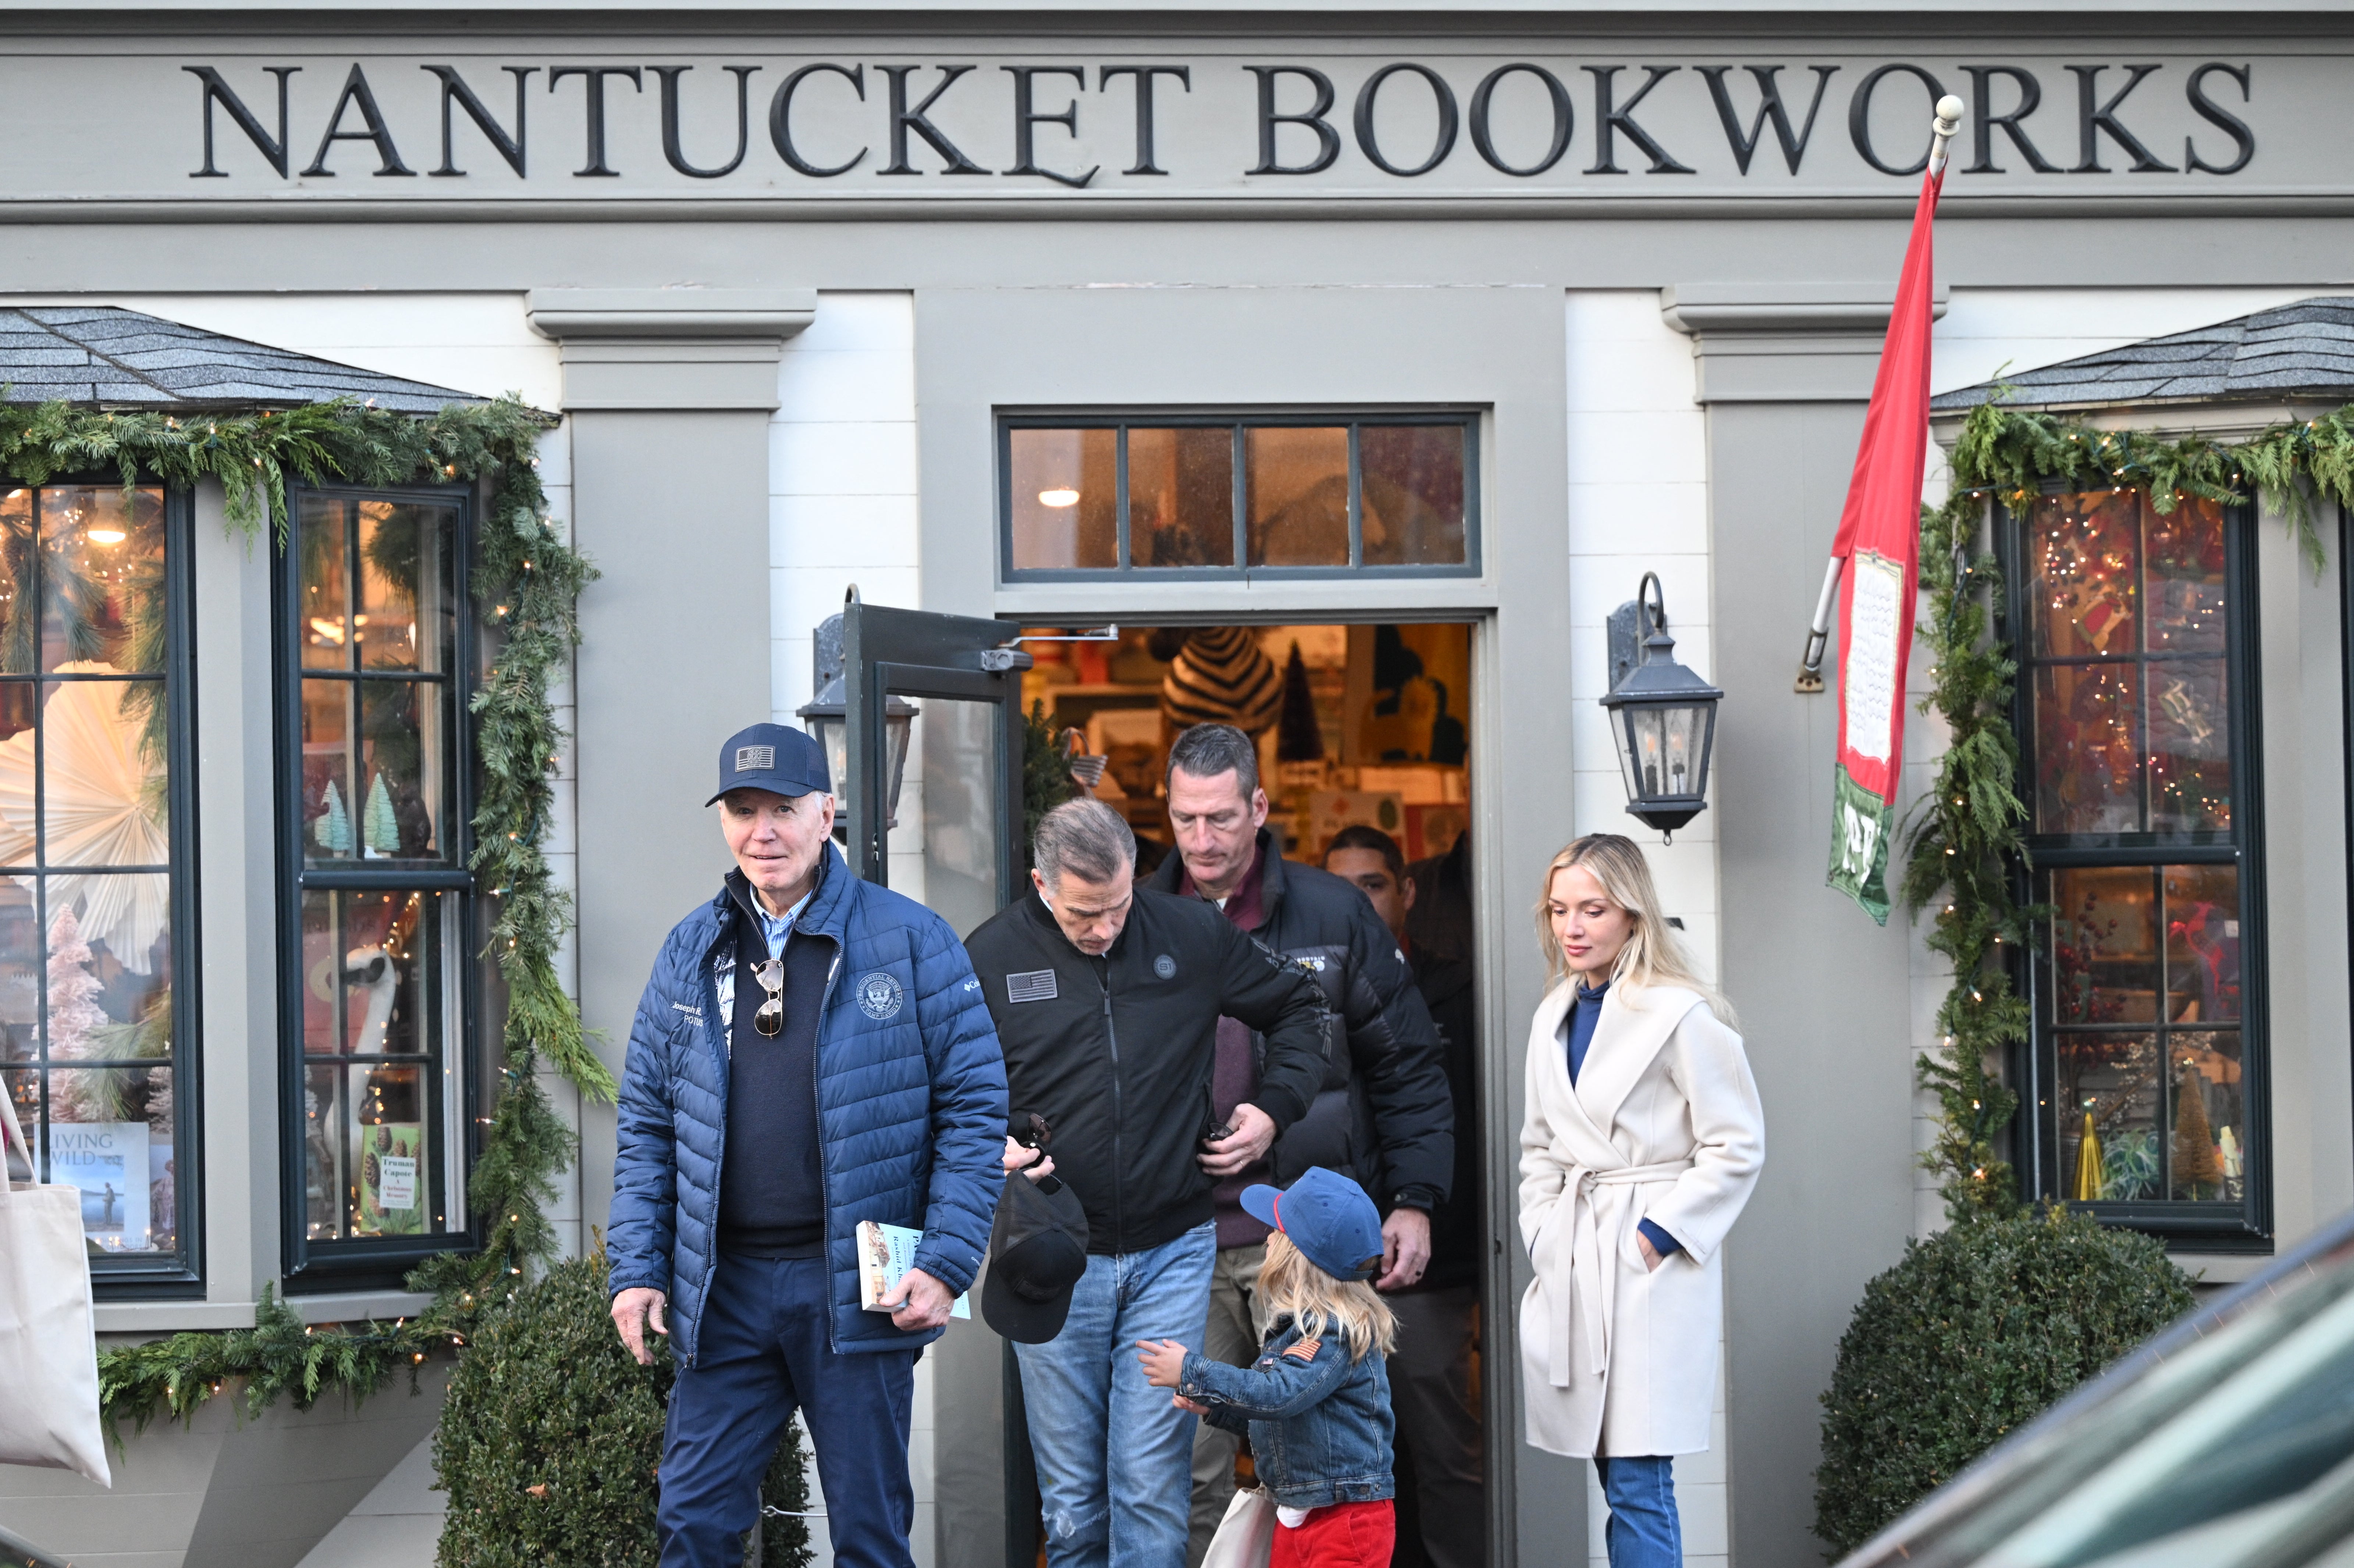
[1241,1167,1385,1283]
[706,723,831,806]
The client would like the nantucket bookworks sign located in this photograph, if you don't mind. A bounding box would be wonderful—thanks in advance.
[0,46,2301,206]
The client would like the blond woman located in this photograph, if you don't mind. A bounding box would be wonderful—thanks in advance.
[1518,834,1764,1568]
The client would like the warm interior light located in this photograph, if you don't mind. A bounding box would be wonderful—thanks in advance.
[86,527,126,546]
[1038,488,1081,508]
[310,617,347,645]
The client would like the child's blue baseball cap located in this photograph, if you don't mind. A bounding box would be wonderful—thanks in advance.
[1241,1167,1385,1283]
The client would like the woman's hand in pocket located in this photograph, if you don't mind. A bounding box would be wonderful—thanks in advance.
[1637,1233,1663,1273]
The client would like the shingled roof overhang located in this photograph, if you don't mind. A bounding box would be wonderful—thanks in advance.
[1932,297,2354,417]
[0,306,485,414]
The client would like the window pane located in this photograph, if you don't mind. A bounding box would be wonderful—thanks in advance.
[2145,498,2229,653]
[1247,427,1350,567]
[299,496,353,670]
[355,501,457,675]
[1359,425,1467,566]
[298,887,453,1243]
[0,488,30,674]
[2170,1031,2244,1201]
[1127,428,1234,568]
[2053,866,2159,1024]
[302,679,446,862]
[1008,428,1117,570]
[44,1064,173,1253]
[0,882,35,1058]
[2028,491,2139,659]
[40,485,164,675]
[2164,863,2240,1024]
[2034,664,2143,834]
[2148,660,2230,833]
[0,686,33,870]
[2059,1032,2161,1201]
[25,681,170,868]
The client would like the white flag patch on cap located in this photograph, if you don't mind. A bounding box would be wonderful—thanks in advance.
[736,745,776,771]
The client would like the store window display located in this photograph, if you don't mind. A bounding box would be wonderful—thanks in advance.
[278,486,481,1284]
[2015,490,2263,1239]
[0,481,192,1283]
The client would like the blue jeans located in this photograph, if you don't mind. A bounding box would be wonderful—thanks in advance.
[659,1254,918,1568]
[1595,1456,1681,1568]
[1016,1222,1218,1568]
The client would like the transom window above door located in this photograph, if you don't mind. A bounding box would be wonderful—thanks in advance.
[999,414,1479,580]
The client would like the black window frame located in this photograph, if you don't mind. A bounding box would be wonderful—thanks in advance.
[273,480,485,1292]
[4,477,206,1298]
[996,410,1483,583]
[2003,489,2272,1250]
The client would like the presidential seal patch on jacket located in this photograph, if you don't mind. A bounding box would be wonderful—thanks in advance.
[856,970,905,1020]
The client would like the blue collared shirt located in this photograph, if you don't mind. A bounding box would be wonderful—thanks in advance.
[751,888,814,959]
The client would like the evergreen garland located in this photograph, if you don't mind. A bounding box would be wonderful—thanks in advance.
[0,394,611,1433]
[1907,396,2354,1220]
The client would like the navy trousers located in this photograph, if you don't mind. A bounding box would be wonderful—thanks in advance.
[659,1254,919,1568]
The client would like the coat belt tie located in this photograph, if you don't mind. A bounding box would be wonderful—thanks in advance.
[1547,1159,1696,1388]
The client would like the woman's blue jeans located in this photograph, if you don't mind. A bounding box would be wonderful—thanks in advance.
[1595,1456,1682,1568]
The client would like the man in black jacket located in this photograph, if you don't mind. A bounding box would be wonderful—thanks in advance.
[963,798,1327,1568]
[1149,724,1455,1565]
[1326,824,1484,1568]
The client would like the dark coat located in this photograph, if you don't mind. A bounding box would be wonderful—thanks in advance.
[608,844,1008,1366]
[1404,949,1481,1291]
[1151,830,1455,1209]
[962,887,1329,1257]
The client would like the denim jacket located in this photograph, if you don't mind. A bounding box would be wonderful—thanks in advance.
[1178,1314,1395,1511]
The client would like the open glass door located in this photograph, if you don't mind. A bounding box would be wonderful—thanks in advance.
[802,587,1029,917]
[800,588,1037,1568]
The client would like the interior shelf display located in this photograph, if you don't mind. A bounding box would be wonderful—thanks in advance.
[1020,622,1471,871]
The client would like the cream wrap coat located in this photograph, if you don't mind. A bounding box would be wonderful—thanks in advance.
[1516,982,1764,1459]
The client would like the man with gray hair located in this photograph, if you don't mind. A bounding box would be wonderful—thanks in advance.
[962,798,1329,1568]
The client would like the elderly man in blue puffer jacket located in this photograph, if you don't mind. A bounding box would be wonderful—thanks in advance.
[609,722,1007,1568]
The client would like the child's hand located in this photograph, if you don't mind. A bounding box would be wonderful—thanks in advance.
[1173,1394,1209,1415]
[1136,1339,1188,1389]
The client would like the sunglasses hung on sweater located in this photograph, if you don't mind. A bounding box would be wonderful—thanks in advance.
[751,958,785,1037]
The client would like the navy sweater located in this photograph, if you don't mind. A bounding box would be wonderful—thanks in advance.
[717,881,835,1257]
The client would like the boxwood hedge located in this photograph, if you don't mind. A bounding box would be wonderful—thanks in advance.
[1813,1207,2195,1557]
[434,1253,811,1567]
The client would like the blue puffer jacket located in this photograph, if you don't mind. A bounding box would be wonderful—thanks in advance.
[608,844,1007,1365]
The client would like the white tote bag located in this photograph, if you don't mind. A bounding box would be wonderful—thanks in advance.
[1201,1486,1276,1568]
[0,1086,111,1485]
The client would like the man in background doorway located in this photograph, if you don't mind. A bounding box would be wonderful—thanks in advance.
[1148,723,1455,1568]
[1326,824,1485,1568]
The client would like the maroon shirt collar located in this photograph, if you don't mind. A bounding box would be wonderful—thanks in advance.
[1178,835,1268,931]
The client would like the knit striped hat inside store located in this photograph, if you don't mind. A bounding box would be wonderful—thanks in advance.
[1159,626,1281,735]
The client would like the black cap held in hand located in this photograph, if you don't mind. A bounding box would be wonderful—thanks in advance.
[981,1171,1090,1344]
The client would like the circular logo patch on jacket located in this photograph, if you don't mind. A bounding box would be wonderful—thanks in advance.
[1154,954,1177,979]
[856,971,905,1020]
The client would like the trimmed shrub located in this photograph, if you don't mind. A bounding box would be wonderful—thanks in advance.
[434,1254,811,1567]
[1813,1207,2195,1557]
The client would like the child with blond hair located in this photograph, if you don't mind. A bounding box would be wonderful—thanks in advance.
[1139,1168,1398,1568]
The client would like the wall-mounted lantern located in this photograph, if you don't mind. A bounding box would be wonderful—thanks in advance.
[797,612,918,834]
[1600,573,1722,841]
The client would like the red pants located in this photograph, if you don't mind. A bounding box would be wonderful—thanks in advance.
[1271,1500,1395,1568]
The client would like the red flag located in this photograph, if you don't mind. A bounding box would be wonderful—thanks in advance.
[1826,162,1945,923]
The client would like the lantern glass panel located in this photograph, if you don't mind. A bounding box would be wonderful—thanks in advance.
[1617,702,1709,803]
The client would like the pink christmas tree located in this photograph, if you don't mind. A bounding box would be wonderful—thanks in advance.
[44,905,112,1125]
